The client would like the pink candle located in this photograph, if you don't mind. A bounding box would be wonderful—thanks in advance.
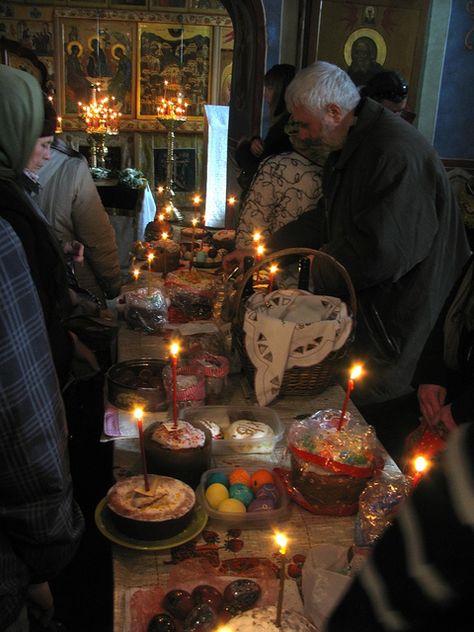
[169,342,180,429]
[337,364,363,430]
[133,407,149,492]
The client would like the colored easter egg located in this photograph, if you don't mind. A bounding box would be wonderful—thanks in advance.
[223,579,261,611]
[191,585,223,612]
[205,483,229,509]
[147,613,178,632]
[229,483,254,506]
[206,471,229,489]
[228,467,251,487]
[247,497,275,512]
[217,498,246,513]
[183,604,218,632]
[255,483,279,503]
[250,469,274,491]
[162,588,194,620]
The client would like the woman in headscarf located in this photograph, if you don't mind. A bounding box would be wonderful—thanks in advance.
[0,65,96,387]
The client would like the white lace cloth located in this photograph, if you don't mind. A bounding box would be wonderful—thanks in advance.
[243,289,352,405]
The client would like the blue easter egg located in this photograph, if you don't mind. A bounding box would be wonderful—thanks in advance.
[229,483,254,506]
[206,471,229,489]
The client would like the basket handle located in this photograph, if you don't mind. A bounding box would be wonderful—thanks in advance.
[232,247,357,324]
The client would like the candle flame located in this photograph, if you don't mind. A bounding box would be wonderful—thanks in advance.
[147,252,155,262]
[170,341,180,358]
[256,244,265,257]
[158,213,165,222]
[274,532,288,555]
[269,263,278,274]
[253,232,261,243]
[133,268,140,280]
[133,407,144,420]
[350,364,363,380]
[413,455,429,473]
[192,217,198,227]
[157,186,164,195]
[228,195,236,205]
[193,194,201,205]
[161,232,169,241]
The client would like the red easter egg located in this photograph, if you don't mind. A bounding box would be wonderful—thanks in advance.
[249,469,274,491]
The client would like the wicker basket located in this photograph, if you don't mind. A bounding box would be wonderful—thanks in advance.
[231,248,357,396]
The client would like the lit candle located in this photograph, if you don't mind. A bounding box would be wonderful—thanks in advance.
[274,531,288,627]
[252,231,262,245]
[169,341,180,429]
[161,232,169,278]
[158,212,165,223]
[133,268,140,282]
[268,263,278,293]
[411,454,430,486]
[255,243,265,282]
[156,185,164,197]
[191,216,198,245]
[226,195,237,225]
[133,407,150,492]
[147,252,154,296]
[337,363,363,430]
[55,116,62,134]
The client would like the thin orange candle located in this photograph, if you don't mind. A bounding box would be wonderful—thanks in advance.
[411,454,430,486]
[146,252,154,295]
[337,363,363,430]
[133,407,150,492]
[133,268,140,282]
[274,532,288,627]
[169,341,180,429]
[268,263,278,293]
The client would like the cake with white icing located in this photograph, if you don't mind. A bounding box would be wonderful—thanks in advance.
[144,420,211,488]
[106,474,195,540]
[225,606,318,632]
[224,420,275,453]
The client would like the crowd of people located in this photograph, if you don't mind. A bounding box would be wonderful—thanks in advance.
[0,48,472,632]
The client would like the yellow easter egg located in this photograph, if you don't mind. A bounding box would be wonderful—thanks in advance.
[217,497,247,513]
[205,483,229,509]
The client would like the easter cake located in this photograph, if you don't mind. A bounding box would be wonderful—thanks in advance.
[106,474,195,540]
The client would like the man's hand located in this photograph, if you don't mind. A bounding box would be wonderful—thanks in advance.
[63,240,84,264]
[26,582,54,629]
[223,248,254,274]
[417,383,447,427]
[431,403,457,436]
[250,137,264,157]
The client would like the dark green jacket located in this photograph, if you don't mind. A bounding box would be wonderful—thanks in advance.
[270,98,470,405]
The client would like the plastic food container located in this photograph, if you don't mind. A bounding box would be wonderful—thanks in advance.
[180,405,284,455]
[106,359,167,412]
[196,467,290,528]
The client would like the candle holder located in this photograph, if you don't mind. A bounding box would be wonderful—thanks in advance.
[78,83,121,169]
[156,92,188,224]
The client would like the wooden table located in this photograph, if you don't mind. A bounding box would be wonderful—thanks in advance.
[107,327,400,632]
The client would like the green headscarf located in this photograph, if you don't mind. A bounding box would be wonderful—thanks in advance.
[0,65,43,182]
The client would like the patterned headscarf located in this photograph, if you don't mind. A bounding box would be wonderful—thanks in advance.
[0,65,43,182]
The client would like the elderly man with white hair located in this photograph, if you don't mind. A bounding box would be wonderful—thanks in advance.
[224,61,470,461]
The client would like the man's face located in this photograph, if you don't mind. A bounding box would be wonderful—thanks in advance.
[292,104,343,151]
[26,136,53,172]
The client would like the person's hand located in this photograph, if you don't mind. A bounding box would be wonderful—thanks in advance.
[69,331,100,373]
[431,403,457,436]
[223,248,254,274]
[63,240,84,264]
[26,582,54,629]
[417,383,447,427]
[250,137,264,157]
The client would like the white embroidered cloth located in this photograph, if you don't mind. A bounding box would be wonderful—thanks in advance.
[243,289,352,405]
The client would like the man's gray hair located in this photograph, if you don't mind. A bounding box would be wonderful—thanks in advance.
[286,61,360,115]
